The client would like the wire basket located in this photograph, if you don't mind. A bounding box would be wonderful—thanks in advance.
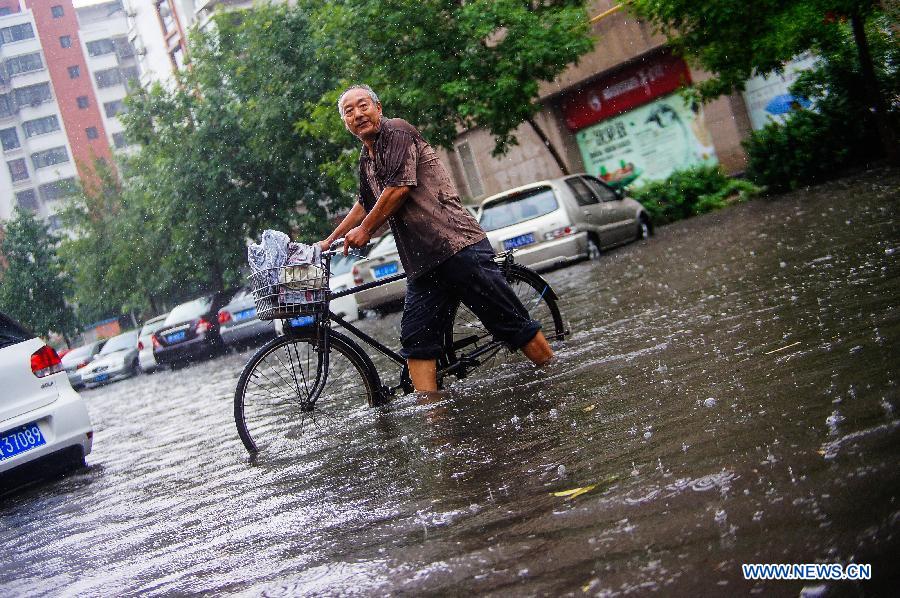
[249,263,329,320]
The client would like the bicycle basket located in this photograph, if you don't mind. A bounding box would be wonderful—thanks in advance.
[249,263,329,320]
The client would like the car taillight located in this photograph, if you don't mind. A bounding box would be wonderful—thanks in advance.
[352,265,363,285]
[151,334,162,348]
[218,310,231,324]
[196,318,213,333]
[31,345,63,378]
[543,225,577,240]
[137,341,144,351]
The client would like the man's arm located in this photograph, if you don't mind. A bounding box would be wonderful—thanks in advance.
[344,185,411,251]
[319,201,367,251]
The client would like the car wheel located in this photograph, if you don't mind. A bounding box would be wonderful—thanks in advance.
[587,235,602,260]
[638,216,652,240]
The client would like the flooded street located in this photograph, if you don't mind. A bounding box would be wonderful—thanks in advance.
[2,170,898,596]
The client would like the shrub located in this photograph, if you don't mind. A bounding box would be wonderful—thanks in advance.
[630,165,759,225]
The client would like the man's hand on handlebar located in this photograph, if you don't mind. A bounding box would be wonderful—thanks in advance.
[343,225,371,256]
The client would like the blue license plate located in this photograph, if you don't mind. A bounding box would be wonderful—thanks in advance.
[288,315,315,327]
[503,233,535,250]
[0,422,46,462]
[166,330,186,343]
[373,262,399,279]
[234,307,257,321]
[95,373,110,382]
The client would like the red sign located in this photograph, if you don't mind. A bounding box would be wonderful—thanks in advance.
[561,51,692,132]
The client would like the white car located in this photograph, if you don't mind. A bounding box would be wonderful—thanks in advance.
[79,329,141,388]
[0,311,93,475]
[350,233,407,312]
[478,174,652,271]
[137,313,168,373]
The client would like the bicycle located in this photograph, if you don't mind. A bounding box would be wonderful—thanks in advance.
[234,239,567,455]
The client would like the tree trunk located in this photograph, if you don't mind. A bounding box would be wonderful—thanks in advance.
[850,10,899,165]
[525,115,570,175]
[149,294,159,315]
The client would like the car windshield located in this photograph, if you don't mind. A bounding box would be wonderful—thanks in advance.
[331,254,361,276]
[166,297,213,323]
[140,317,168,337]
[0,314,30,349]
[369,234,397,258]
[65,342,99,360]
[99,330,139,354]
[479,187,559,232]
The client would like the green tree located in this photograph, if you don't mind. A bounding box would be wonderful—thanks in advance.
[0,209,77,344]
[113,3,349,300]
[301,0,595,176]
[626,0,898,163]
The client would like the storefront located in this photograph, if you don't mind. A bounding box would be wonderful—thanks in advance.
[561,51,718,189]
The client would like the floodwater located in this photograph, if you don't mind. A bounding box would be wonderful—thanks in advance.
[2,170,898,596]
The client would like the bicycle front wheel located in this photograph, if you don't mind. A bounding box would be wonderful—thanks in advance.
[234,330,380,455]
[449,264,565,373]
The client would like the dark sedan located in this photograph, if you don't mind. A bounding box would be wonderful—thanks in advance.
[152,293,231,368]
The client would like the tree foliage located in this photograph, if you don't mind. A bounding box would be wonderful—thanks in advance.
[0,209,77,341]
[300,0,594,162]
[626,0,882,97]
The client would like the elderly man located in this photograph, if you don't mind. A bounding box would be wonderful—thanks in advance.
[320,84,553,391]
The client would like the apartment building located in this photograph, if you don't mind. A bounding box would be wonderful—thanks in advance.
[0,0,136,230]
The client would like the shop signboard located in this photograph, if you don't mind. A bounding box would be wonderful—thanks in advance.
[574,94,718,189]
[742,53,818,130]
[561,51,692,132]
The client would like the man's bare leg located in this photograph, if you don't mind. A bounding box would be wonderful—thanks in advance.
[408,358,438,392]
[522,331,554,366]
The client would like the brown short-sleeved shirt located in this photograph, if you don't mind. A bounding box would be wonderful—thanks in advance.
[358,118,486,280]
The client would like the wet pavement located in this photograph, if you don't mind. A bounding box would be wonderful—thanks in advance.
[2,169,898,596]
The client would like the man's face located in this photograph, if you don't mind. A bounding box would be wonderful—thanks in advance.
[341,88,383,141]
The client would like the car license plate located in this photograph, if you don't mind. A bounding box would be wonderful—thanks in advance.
[235,307,256,321]
[0,422,46,462]
[288,315,315,327]
[503,233,535,250]
[95,373,110,382]
[373,262,399,279]
[166,330,186,343]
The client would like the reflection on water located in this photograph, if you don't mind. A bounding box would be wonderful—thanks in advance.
[1,170,898,595]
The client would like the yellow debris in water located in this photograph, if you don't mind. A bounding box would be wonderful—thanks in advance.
[583,404,596,412]
[553,484,597,499]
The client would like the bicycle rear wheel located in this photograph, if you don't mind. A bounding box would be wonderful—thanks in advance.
[448,265,564,375]
[234,329,379,455]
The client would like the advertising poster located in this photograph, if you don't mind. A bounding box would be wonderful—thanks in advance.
[575,94,718,189]
[742,53,818,130]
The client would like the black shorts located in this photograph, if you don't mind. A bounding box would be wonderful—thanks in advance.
[400,238,542,360]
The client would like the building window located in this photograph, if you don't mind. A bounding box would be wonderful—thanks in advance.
[112,132,127,148]
[39,178,76,202]
[13,83,52,107]
[6,52,44,77]
[51,5,64,18]
[94,67,122,89]
[23,115,60,138]
[103,99,124,118]
[455,141,484,198]
[15,189,38,212]
[114,37,135,59]
[0,8,12,17]
[7,157,28,181]
[59,35,71,48]
[68,65,80,79]
[120,66,139,85]
[170,45,185,70]
[31,146,69,169]
[47,214,62,231]
[76,96,89,109]
[0,23,35,45]
[0,94,12,118]
[86,38,115,57]
[85,126,98,139]
[157,1,175,34]
[0,126,19,150]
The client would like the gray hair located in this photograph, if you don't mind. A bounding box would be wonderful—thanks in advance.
[337,84,380,116]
